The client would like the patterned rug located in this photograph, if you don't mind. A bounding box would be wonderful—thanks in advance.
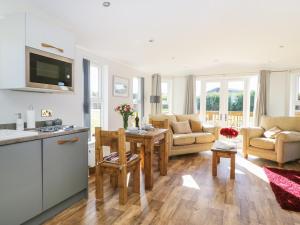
[264,167,300,212]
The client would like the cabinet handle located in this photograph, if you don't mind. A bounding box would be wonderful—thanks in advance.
[57,137,80,145]
[41,43,64,53]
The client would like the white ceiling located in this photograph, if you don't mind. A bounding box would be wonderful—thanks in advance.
[2,0,300,75]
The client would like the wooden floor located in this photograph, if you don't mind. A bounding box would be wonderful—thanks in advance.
[45,151,300,225]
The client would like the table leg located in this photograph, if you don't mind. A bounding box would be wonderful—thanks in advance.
[212,152,217,177]
[140,144,145,170]
[217,155,220,164]
[130,142,137,154]
[160,133,168,176]
[144,139,154,190]
[230,154,236,179]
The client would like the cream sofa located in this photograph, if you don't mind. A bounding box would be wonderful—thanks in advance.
[149,114,219,156]
[241,116,300,167]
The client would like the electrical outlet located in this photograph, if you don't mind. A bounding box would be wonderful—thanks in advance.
[41,109,53,117]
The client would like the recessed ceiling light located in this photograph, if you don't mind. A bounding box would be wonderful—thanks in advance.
[148,39,155,43]
[103,1,111,7]
[279,45,285,48]
[171,57,175,60]
[213,59,219,63]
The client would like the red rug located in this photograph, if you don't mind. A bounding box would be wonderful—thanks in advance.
[264,167,300,212]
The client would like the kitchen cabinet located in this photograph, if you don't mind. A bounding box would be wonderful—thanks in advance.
[0,140,43,225]
[0,13,75,91]
[43,132,88,210]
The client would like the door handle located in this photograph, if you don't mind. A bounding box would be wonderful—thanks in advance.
[41,43,64,53]
[57,137,80,145]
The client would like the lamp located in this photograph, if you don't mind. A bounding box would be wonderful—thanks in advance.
[150,95,161,103]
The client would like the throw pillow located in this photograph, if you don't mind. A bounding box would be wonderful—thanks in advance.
[264,126,282,139]
[190,119,203,132]
[171,121,192,134]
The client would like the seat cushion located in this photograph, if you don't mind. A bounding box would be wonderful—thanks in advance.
[250,138,276,150]
[173,134,195,146]
[194,132,215,144]
[103,152,139,163]
[172,121,192,134]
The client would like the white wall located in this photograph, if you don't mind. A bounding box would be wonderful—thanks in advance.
[0,47,150,129]
[267,71,290,116]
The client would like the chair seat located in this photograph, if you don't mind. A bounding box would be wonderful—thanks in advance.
[250,137,276,150]
[104,151,139,164]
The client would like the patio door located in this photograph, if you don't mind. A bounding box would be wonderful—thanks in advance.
[202,79,247,128]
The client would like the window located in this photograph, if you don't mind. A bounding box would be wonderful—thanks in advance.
[132,77,144,117]
[90,63,103,139]
[196,80,201,113]
[161,80,172,113]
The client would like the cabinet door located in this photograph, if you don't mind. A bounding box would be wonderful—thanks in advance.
[0,141,42,225]
[25,13,75,59]
[43,132,88,210]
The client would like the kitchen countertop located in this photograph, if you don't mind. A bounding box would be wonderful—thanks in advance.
[0,127,89,146]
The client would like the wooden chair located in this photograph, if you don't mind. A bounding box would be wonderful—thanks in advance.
[95,127,140,205]
[149,119,170,169]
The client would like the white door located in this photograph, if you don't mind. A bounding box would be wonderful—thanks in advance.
[202,79,247,128]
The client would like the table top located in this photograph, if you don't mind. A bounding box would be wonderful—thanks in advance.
[211,147,237,153]
[125,128,168,138]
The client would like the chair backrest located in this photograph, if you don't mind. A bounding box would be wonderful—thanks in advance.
[260,116,300,132]
[95,127,127,165]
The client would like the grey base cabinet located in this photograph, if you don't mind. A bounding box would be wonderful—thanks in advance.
[43,132,88,210]
[0,141,43,225]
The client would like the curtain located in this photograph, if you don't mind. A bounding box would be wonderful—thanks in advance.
[185,75,196,114]
[151,74,162,115]
[140,77,145,118]
[254,70,270,126]
[83,59,91,130]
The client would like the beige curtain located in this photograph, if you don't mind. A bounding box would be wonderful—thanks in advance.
[151,74,162,115]
[254,70,270,126]
[185,75,196,114]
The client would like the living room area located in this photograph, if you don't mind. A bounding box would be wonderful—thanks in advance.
[1,0,300,225]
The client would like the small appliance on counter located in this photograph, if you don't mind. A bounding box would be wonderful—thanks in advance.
[26,105,36,129]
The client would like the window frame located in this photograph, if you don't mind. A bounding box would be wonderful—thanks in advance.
[161,79,172,114]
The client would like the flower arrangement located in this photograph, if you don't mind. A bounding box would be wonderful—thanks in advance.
[114,104,135,129]
[220,127,239,139]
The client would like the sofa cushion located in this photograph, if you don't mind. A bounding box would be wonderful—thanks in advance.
[194,132,215,144]
[264,126,282,139]
[176,114,200,122]
[172,121,192,134]
[250,138,276,150]
[190,119,203,132]
[173,134,195,146]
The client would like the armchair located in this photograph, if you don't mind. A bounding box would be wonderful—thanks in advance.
[241,116,300,167]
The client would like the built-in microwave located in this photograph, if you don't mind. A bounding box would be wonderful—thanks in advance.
[25,47,74,92]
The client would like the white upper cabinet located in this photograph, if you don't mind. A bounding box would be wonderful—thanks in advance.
[26,14,75,59]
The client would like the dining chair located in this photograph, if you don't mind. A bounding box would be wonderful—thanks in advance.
[95,127,140,205]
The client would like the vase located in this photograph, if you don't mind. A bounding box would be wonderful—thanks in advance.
[123,116,129,130]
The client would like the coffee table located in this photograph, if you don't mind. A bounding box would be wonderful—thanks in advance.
[211,146,237,179]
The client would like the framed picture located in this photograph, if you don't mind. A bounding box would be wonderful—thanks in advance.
[113,76,129,97]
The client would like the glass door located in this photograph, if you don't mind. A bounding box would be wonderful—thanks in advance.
[203,79,247,129]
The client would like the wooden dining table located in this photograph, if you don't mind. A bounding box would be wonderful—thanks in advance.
[126,128,169,190]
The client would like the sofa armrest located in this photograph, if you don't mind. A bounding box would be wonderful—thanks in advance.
[240,127,264,156]
[240,127,265,139]
[276,131,300,143]
[203,126,220,140]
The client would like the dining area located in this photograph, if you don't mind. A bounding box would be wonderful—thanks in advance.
[94,120,170,205]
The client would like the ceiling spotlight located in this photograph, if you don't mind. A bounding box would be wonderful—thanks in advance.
[171,57,175,60]
[148,39,155,43]
[103,1,111,7]
[279,45,285,48]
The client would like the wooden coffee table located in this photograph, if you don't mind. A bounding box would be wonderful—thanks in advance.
[211,147,237,179]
